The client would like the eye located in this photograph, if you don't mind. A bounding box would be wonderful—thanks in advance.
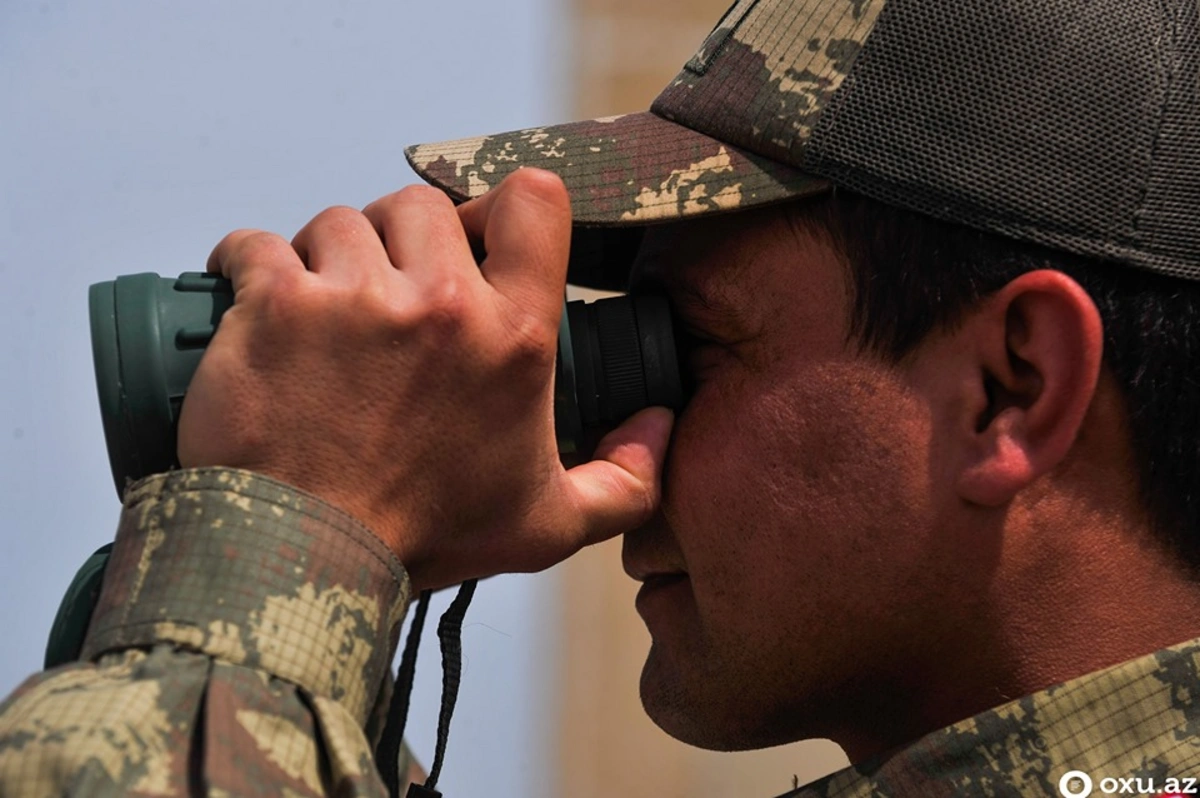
[673,324,704,358]
[673,325,719,389]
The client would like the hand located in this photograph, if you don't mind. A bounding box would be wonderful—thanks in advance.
[177,169,674,592]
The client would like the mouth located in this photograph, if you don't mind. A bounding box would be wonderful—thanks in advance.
[621,542,686,585]
[636,572,688,589]
[621,518,688,611]
[633,572,690,620]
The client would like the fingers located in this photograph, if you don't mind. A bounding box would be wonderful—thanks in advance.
[206,229,306,294]
[291,206,392,287]
[210,170,570,304]
[363,186,480,286]
[456,168,572,321]
[563,406,675,548]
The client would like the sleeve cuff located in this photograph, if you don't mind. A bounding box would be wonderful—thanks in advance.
[82,467,412,726]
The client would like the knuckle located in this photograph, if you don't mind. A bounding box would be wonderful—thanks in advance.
[365,187,457,238]
[233,231,293,266]
[272,267,309,301]
[502,312,556,366]
[213,228,252,257]
[258,276,310,323]
[394,184,452,207]
[381,302,422,334]
[310,205,370,239]
[420,277,471,332]
[372,185,453,220]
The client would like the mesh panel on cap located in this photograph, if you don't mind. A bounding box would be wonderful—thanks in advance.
[1136,0,1200,278]
[653,0,885,170]
[804,0,1200,279]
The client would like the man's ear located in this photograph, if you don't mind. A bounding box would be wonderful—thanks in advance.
[955,270,1104,506]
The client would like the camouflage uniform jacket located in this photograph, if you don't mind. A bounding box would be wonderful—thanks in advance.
[0,468,410,796]
[0,467,1197,796]
[780,630,1200,797]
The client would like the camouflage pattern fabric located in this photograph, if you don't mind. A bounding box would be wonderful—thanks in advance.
[778,638,1200,798]
[405,113,830,226]
[0,466,1196,795]
[0,468,411,797]
[404,0,882,227]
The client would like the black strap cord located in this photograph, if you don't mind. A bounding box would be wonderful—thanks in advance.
[422,578,477,792]
[379,589,432,797]
[377,580,479,798]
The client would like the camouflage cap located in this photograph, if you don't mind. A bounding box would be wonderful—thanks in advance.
[407,0,1200,285]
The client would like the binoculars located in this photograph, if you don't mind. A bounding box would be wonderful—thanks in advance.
[88,267,686,497]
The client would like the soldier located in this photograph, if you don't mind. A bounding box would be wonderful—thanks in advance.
[2,0,1199,795]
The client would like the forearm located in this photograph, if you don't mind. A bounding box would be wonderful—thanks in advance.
[0,468,411,796]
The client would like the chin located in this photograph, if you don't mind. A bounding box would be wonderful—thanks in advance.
[638,643,797,752]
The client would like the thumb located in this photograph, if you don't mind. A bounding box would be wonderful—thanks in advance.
[456,168,572,320]
[565,406,675,547]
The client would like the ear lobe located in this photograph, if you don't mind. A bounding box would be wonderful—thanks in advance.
[956,270,1104,506]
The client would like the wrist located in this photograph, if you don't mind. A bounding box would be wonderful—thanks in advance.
[95,467,412,724]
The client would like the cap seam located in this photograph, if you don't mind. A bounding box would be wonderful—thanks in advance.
[790,1,883,171]
[739,0,824,156]
[685,0,764,76]
[1129,0,1177,247]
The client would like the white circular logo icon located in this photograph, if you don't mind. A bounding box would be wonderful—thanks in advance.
[1059,771,1094,798]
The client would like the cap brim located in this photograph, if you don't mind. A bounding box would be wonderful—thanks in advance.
[405,111,830,227]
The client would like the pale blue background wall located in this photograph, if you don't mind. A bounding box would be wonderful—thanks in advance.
[0,2,569,795]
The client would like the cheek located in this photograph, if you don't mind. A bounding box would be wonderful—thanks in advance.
[666,364,938,618]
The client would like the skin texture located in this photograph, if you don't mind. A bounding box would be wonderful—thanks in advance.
[178,171,673,593]
[622,202,1200,760]
[178,169,1200,763]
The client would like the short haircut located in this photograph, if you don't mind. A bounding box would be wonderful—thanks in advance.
[798,190,1200,568]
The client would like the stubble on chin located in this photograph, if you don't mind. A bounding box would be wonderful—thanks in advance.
[638,641,766,752]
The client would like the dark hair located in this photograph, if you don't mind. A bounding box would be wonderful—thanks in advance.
[800,190,1200,567]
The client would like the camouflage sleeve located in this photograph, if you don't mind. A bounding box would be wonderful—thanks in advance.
[0,467,412,797]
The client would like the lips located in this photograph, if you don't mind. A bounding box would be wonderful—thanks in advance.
[623,562,688,581]
[638,572,688,589]
[634,572,691,621]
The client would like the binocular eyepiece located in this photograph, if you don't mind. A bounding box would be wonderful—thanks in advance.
[88,272,686,497]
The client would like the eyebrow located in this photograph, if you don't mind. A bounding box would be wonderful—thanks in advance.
[660,280,744,333]
[672,282,724,314]
[628,264,743,329]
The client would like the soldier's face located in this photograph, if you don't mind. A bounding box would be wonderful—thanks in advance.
[624,203,970,756]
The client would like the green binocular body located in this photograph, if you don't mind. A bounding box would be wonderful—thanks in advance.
[88,272,686,497]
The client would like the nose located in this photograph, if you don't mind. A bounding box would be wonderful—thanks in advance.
[621,512,684,579]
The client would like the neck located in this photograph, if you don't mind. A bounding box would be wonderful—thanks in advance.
[834,493,1200,764]
[985,496,1200,707]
